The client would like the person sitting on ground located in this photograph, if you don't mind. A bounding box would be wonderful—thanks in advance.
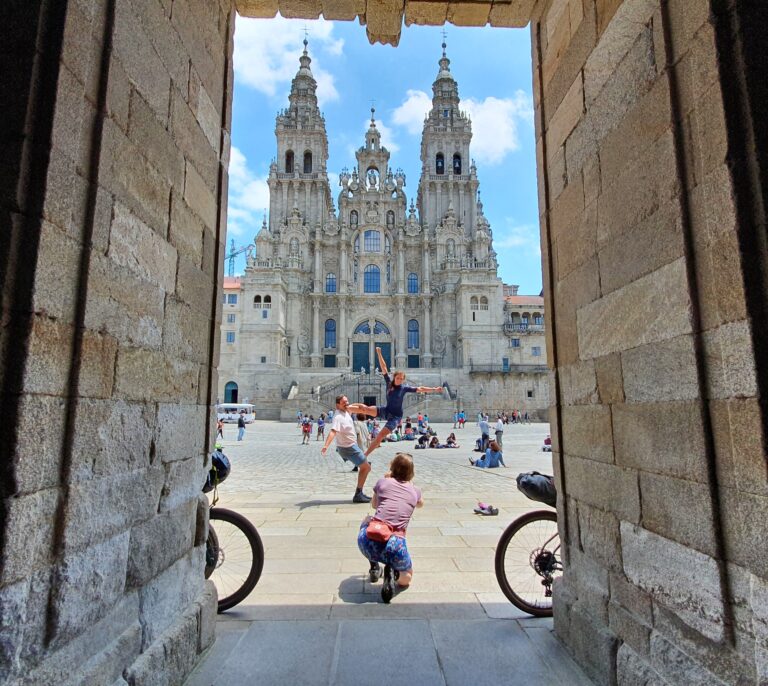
[445,432,459,448]
[358,452,424,593]
[428,435,440,449]
[470,440,506,468]
[415,433,429,449]
[403,423,415,440]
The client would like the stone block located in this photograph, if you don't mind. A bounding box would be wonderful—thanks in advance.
[488,0,533,28]
[279,0,322,18]
[594,352,624,403]
[101,120,171,234]
[609,602,651,657]
[123,606,199,686]
[597,199,684,295]
[582,152,601,207]
[195,494,210,546]
[177,255,215,316]
[136,547,204,645]
[554,256,600,366]
[159,458,207,514]
[560,359,598,404]
[32,221,81,323]
[70,399,155,481]
[702,320,758,400]
[404,1,448,25]
[237,0,279,16]
[112,0,172,122]
[106,54,132,133]
[549,169,583,243]
[323,0,364,21]
[577,501,622,572]
[447,1,492,26]
[198,580,218,652]
[114,347,200,403]
[648,631,729,686]
[546,143,567,204]
[155,403,207,464]
[584,0,658,105]
[556,199,596,280]
[0,489,58,586]
[48,531,130,650]
[173,93,220,192]
[85,253,165,349]
[561,403,613,462]
[12,394,68,495]
[184,160,218,231]
[51,65,88,168]
[565,456,640,523]
[23,316,73,395]
[63,467,165,552]
[577,258,692,360]
[612,401,708,482]
[721,488,768,580]
[194,84,221,152]
[621,334,699,403]
[0,576,35,681]
[609,571,653,625]
[169,191,205,267]
[567,602,619,685]
[78,329,118,399]
[620,522,725,642]
[546,72,583,156]
[163,297,211,363]
[639,471,718,556]
[689,84,728,186]
[127,91,185,189]
[615,643,666,686]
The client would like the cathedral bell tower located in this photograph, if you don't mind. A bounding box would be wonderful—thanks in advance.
[416,42,479,238]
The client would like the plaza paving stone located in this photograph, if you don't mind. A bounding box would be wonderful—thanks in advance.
[186,420,593,685]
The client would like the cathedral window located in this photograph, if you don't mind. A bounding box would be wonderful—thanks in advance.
[289,238,300,256]
[436,153,445,175]
[253,295,262,307]
[480,296,489,311]
[285,150,294,173]
[354,321,371,335]
[350,210,358,228]
[407,320,420,349]
[303,151,312,173]
[263,295,272,307]
[453,154,462,174]
[373,320,389,334]
[521,312,529,324]
[386,210,395,228]
[324,319,337,348]
[364,230,380,252]
[325,273,337,293]
[443,109,449,118]
[470,296,479,311]
[363,264,380,293]
[408,273,419,294]
[533,313,543,326]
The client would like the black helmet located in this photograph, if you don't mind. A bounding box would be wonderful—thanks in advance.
[203,448,231,493]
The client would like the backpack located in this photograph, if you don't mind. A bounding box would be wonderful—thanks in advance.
[516,472,556,507]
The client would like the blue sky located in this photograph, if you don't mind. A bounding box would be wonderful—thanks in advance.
[228,17,543,294]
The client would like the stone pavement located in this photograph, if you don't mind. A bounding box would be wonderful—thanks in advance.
[186,420,593,686]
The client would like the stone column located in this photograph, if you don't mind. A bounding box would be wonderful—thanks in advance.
[395,296,406,368]
[422,297,432,368]
[397,233,405,293]
[338,297,349,367]
[310,297,321,367]
[340,242,348,289]
[422,233,431,293]
[314,239,322,292]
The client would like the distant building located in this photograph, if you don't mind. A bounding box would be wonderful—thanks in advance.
[218,43,549,420]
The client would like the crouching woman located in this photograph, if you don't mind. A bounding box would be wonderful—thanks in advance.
[357,453,423,594]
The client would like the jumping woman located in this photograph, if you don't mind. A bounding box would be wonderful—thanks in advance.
[348,347,444,458]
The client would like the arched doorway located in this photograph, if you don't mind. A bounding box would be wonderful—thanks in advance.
[224,381,238,403]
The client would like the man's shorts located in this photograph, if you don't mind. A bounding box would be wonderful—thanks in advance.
[377,407,401,432]
[337,444,367,466]
[357,522,413,572]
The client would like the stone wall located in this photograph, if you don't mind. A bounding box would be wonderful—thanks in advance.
[0,0,234,682]
[532,0,768,683]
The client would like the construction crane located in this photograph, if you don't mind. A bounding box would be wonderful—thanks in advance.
[224,239,253,277]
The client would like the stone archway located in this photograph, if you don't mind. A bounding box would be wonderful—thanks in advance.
[3,2,768,684]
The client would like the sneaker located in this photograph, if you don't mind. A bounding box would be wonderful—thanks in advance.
[352,466,358,472]
[381,565,393,604]
[369,563,382,583]
[469,458,475,466]
[353,491,372,504]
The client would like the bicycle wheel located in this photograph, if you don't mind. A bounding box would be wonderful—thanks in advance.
[494,510,561,617]
[205,508,264,612]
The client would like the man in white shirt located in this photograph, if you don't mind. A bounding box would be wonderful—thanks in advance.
[495,415,504,448]
[321,395,372,503]
[478,415,490,452]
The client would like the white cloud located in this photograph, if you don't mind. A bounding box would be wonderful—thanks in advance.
[233,17,342,106]
[227,146,270,240]
[392,89,432,135]
[494,219,541,256]
[463,91,534,165]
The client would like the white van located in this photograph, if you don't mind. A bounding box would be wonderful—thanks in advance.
[216,403,255,423]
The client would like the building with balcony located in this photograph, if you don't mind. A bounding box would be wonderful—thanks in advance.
[218,42,549,419]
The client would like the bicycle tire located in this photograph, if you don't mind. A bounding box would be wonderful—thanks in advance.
[206,507,264,612]
[494,509,560,617]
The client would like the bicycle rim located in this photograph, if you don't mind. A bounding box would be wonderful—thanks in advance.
[494,510,560,617]
[208,508,264,612]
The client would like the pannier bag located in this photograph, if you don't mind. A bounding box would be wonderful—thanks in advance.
[203,449,231,493]
[516,471,556,507]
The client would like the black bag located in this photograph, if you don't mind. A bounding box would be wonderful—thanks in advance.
[516,471,556,507]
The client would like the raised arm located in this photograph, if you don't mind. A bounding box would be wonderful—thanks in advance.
[415,385,444,394]
[375,347,389,376]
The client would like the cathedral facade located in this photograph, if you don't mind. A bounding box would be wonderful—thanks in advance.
[218,43,549,420]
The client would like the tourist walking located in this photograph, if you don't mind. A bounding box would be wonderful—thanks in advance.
[348,347,444,458]
[316,413,325,441]
[237,412,246,441]
[216,418,224,440]
[301,415,312,444]
[321,395,372,503]
[494,414,504,448]
[358,452,424,595]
